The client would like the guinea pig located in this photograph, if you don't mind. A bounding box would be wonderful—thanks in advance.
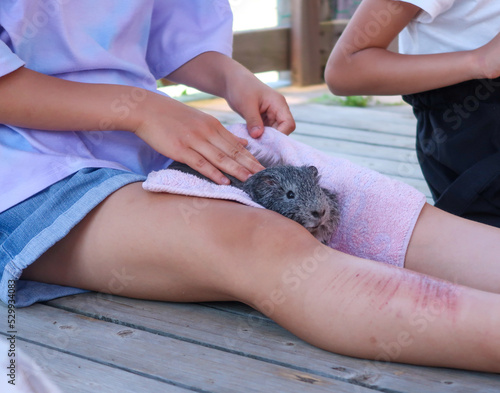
[167,161,340,244]
[242,165,339,244]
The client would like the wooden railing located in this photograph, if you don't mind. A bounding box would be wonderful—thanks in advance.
[160,0,349,88]
[163,0,399,88]
[232,0,397,87]
[231,0,351,86]
[233,18,348,86]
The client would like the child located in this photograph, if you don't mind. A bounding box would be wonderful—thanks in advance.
[325,0,500,227]
[1,1,500,373]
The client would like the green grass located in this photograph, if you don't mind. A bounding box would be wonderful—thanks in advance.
[310,94,372,107]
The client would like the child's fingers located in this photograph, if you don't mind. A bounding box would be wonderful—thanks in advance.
[217,130,264,171]
[236,136,249,147]
[278,106,296,134]
[238,106,265,138]
[275,117,296,135]
[263,107,296,135]
[179,129,263,184]
[202,132,264,182]
[181,149,231,185]
[260,95,295,135]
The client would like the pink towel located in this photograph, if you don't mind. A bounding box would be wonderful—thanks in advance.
[143,124,426,267]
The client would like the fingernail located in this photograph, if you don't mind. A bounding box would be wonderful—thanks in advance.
[250,126,262,136]
[221,177,230,185]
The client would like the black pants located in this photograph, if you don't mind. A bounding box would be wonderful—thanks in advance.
[403,77,500,227]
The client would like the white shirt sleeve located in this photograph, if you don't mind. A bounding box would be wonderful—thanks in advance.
[394,0,455,23]
[146,0,233,79]
[0,37,25,78]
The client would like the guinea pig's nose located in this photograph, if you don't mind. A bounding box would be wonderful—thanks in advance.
[311,209,325,218]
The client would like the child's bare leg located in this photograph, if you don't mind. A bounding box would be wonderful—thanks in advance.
[406,203,500,293]
[22,182,324,303]
[22,185,500,372]
[263,254,500,373]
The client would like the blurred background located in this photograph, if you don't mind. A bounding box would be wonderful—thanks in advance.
[162,0,361,99]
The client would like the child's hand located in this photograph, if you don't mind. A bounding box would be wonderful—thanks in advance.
[224,72,296,138]
[165,52,295,139]
[134,94,264,185]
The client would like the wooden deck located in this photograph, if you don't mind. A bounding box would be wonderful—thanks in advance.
[2,85,500,392]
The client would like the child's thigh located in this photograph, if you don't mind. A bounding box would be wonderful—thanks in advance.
[405,203,500,293]
[22,182,319,302]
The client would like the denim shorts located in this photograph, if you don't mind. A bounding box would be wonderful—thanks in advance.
[0,168,146,308]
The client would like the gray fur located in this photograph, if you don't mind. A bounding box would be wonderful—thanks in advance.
[168,161,340,244]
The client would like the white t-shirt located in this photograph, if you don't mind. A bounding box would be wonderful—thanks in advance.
[396,0,500,55]
[0,1,233,213]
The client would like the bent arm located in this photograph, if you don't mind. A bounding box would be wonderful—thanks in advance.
[166,51,256,101]
[167,51,296,136]
[325,0,488,96]
[0,66,263,184]
[0,53,260,133]
[0,66,145,132]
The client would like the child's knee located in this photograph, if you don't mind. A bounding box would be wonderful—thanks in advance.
[242,208,317,253]
[229,209,329,298]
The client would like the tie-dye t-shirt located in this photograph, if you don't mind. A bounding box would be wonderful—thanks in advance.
[0,0,233,212]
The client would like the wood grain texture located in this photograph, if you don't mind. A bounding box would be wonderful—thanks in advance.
[291,0,322,86]
[0,304,375,393]
[44,294,500,393]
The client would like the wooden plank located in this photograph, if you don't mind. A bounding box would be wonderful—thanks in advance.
[290,104,417,137]
[10,339,186,393]
[189,99,418,137]
[288,129,415,166]
[291,0,322,86]
[46,294,500,393]
[292,122,416,149]
[3,304,375,393]
[233,27,290,74]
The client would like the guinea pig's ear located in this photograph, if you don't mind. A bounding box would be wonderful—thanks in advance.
[261,175,279,187]
[307,166,319,178]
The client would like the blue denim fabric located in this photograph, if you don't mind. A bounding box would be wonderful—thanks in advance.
[0,168,146,307]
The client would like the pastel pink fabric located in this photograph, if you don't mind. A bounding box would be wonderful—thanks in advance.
[143,124,426,267]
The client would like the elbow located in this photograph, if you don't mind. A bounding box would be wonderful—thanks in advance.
[324,67,347,96]
[324,59,358,97]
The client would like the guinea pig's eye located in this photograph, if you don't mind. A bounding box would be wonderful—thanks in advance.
[286,190,295,199]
